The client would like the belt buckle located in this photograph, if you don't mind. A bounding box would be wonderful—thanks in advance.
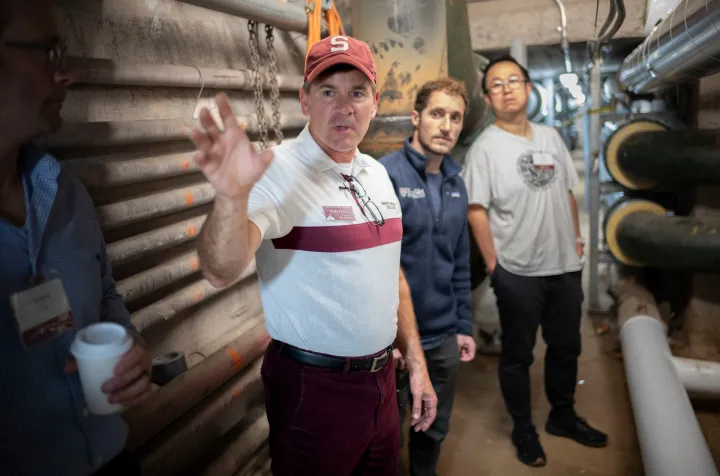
[370,351,386,373]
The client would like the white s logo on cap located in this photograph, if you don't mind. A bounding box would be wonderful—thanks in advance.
[330,36,349,53]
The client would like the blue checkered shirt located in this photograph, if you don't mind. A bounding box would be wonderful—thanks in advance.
[0,145,134,476]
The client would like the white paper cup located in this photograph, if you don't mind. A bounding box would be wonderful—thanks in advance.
[70,323,133,415]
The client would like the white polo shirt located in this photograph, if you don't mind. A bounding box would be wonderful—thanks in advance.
[248,125,403,357]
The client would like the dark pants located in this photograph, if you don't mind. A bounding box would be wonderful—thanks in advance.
[261,342,400,476]
[93,452,142,476]
[396,336,460,476]
[491,265,583,427]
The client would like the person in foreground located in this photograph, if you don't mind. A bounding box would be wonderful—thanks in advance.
[380,77,476,476]
[190,35,437,476]
[0,2,152,475]
[463,55,608,467]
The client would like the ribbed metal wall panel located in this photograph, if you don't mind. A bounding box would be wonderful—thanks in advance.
[54,1,306,473]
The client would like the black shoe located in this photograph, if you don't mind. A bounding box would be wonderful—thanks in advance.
[512,425,547,467]
[546,412,608,448]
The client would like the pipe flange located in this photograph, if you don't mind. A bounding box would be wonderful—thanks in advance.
[604,120,667,190]
[605,199,667,267]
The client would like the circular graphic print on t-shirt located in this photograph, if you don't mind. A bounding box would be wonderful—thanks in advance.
[516,151,558,190]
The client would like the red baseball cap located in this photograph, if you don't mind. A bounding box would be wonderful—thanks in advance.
[304,36,377,85]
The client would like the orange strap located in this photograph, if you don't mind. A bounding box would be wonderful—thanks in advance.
[306,0,346,57]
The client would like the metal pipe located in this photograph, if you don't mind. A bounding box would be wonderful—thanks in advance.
[620,315,719,476]
[68,57,303,91]
[45,114,308,148]
[106,215,206,265]
[614,129,720,188]
[587,53,602,311]
[597,0,617,41]
[604,0,626,43]
[618,0,720,94]
[235,446,270,476]
[140,359,264,476]
[125,322,271,450]
[553,0,572,73]
[130,263,256,331]
[116,250,200,304]
[179,0,324,33]
[605,199,720,271]
[65,151,200,188]
[201,408,270,476]
[672,357,720,397]
[97,183,215,230]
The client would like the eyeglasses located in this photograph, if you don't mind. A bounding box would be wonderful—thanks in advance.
[487,76,527,95]
[339,174,385,226]
[3,38,68,71]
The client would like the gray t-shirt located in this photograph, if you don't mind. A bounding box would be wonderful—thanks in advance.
[462,123,582,277]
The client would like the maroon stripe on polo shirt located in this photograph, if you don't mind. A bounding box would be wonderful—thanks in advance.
[272,217,402,253]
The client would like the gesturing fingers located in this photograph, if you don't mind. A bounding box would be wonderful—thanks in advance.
[216,92,241,133]
[199,107,222,143]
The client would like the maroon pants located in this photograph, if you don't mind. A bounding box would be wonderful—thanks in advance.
[261,342,400,476]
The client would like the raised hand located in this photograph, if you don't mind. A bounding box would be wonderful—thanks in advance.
[190,93,274,199]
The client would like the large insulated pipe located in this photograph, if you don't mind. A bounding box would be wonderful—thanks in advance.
[618,0,720,94]
[604,199,720,270]
[139,359,263,476]
[97,183,215,230]
[200,407,270,476]
[106,215,206,265]
[131,263,256,331]
[124,322,270,449]
[604,120,720,189]
[46,114,308,149]
[116,250,200,304]
[621,315,719,476]
[68,58,303,91]
[178,0,323,33]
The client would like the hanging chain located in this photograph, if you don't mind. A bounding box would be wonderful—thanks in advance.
[248,20,268,149]
[265,24,283,144]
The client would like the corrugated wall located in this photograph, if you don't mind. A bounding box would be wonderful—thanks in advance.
[51,1,308,473]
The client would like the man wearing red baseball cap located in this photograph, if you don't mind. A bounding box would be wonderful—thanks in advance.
[190,35,437,475]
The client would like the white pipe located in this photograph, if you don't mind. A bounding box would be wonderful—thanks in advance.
[672,356,720,397]
[620,315,719,476]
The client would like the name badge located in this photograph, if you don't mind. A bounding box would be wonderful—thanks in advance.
[531,152,555,169]
[9,278,75,348]
[323,206,356,221]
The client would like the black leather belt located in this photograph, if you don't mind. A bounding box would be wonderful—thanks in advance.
[274,340,393,372]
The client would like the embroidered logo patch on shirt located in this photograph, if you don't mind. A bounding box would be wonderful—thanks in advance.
[323,206,356,221]
[398,187,426,199]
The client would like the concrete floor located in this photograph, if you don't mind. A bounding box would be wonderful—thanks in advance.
[399,153,720,475]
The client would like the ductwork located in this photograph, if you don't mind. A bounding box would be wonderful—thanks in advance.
[618,0,720,94]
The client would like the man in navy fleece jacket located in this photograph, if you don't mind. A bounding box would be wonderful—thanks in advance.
[380,77,475,476]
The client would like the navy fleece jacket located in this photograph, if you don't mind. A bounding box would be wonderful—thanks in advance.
[380,140,472,349]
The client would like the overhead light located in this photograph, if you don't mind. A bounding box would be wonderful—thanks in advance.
[559,72,579,88]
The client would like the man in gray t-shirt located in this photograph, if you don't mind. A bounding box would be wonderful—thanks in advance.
[463,56,607,467]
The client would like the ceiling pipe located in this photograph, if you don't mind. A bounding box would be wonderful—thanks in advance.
[600,0,625,44]
[179,0,325,34]
[597,0,617,41]
[618,0,720,94]
[553,0,573,73]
